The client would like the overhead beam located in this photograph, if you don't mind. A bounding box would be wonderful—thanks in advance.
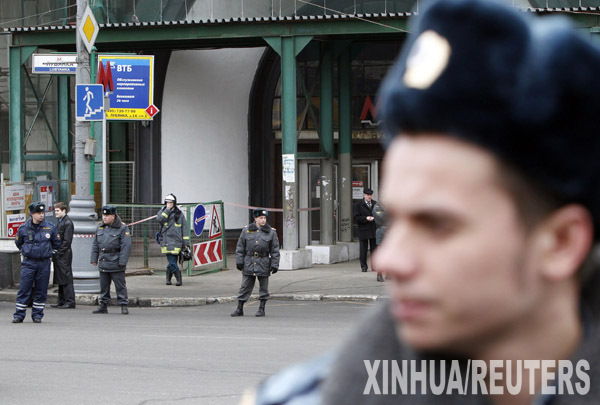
[8,18,410,48]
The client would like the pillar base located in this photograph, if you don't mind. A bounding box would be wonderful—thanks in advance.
[305,242,360,264]
[278,249,313,270]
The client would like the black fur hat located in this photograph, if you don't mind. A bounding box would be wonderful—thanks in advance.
[28,202,45,213]
[379,0,600,238]
[253,209,268,218]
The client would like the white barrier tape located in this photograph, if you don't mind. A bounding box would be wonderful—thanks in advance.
[73,234,95,238]
[127,215,157,227]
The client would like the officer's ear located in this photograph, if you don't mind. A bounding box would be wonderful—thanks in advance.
[531,205,593,281]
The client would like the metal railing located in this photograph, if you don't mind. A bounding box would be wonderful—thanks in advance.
[113,201,227,276]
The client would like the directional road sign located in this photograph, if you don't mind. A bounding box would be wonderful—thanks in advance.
[76,84,104,121]
[193,240,223,267]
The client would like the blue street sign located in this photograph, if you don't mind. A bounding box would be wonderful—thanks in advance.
[193,205,207,236]
[75,84,104,121]
[97,55,154,120]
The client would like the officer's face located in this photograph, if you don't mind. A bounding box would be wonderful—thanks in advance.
[373,135,545,354]
[166,202,174,210]
[31,211,44,224]
[103,214,115,225]
[364,194,373,203]
[254,215,267,227]
[55,208,66,219]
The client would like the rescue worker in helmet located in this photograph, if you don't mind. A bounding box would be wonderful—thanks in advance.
[156,194,190,286]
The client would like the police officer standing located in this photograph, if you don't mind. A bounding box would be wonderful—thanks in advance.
[156,194,190,286]
[353,188,377,272]
[12,202,61,323]
[91,205,132,315]
[231,209,280,317]
[50,202,76,308]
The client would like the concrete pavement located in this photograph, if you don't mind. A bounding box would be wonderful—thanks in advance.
[0,255,389,307]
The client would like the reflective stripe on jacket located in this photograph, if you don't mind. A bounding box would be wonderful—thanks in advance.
[157,206,190,254]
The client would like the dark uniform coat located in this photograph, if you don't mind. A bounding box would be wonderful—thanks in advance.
[372,203,386,246]
[353,199,377,240]
[156,206,190,254]
[254,269,600,404]
[90,215,132,272]
[52,215,74,285]
[236,222,280,277]
[16,219,60,259]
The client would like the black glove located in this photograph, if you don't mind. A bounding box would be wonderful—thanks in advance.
[271,267,278,274]
[236,264,243,271]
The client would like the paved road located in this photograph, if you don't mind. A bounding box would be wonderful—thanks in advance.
[0,300,379,405]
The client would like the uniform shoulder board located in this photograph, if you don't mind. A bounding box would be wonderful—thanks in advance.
[125,231,131,237]
[99,226,104,229]
[43,227,52,230]
[271,227,276,231]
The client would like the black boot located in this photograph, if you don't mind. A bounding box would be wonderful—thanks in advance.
[174,270,183,286]
[166,269,172,285]
[93,303,108,314]
[256,299,266,317]
[230,301,244,317]
[121,305,129,315]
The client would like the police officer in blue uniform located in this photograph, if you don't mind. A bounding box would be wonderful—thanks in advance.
[12,202,61,323]
[91,205,132,315]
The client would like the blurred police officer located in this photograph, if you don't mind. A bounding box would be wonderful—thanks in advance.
[372,202,386,282]
[156,193,190,286]
[353,188,377,272]
[91,205,132,315]
[231,209,280,317]
[50,202,76,309]
[12,202,61,323]
[250,0,600,403]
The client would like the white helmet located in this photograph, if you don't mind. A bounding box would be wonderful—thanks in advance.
[164,194,177,204]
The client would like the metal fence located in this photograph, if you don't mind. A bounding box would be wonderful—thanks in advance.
[113,201,227,276]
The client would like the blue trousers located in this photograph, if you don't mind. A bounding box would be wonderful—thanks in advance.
[14,258,51,321]
[166,254,179,275]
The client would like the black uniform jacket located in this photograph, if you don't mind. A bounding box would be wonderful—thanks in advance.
[90,215,132,272]
[353,199,377,240]
[53,215,74,284]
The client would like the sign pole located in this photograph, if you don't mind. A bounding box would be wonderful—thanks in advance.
[71,0,101,294]
[75,0,91,196]
[102,97,108,207]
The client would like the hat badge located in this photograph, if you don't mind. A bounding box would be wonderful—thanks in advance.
[403,30,451,90]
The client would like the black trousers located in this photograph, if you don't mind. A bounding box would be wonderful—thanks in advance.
[58,282,76,306]
[237,275,269,302]
[99,271,128,305]
[359,238,377,271]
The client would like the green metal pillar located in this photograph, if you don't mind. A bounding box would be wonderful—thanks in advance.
[338,47,353,242]
[9,46,35,183]
[320,43,335,245]
[9,47,23,183]
[264,35,312,250]
[58,75,70,202]
[281,36,299,250]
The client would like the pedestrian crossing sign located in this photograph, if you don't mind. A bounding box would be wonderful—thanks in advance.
[76,84,104,121]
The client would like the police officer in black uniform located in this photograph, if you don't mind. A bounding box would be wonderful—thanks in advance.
[12,202,61,323]
[231,209,280,317]
[90,205,132,315]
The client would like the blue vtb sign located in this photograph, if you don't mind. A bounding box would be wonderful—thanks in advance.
[193,205,207,236]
